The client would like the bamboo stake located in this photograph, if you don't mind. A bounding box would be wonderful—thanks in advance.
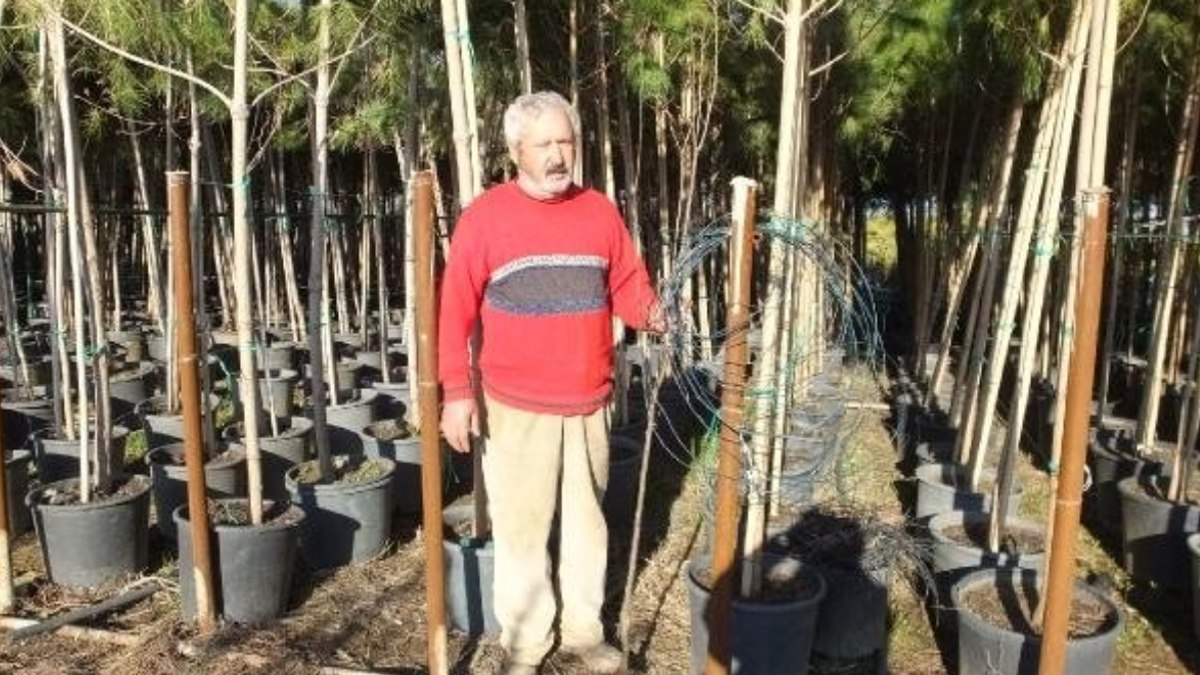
[990,4,1092,544]
[1136,16,1200,453]
[412,171,447,675]
[168,172,215,632]
[1037,190,1109,675]
[707,177,756,675]
[0,399,11,613]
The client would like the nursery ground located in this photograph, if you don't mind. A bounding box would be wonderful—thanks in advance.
[0,364,1198,673]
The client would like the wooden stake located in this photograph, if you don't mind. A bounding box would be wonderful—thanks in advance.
[1037,190,1109,675]
[413,172,447,675]
[169,172,216,632]
[706,177,757,675]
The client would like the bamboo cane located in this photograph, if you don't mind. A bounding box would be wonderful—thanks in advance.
[168,172,216,633]
[0,390,11,613]
[412,171,447,675]
[707,178,757,675]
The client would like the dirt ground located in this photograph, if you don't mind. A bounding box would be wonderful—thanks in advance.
[1,365,1198,674]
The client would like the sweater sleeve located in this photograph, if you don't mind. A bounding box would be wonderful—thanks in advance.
[606,205,658,330]
[438,209,488,402]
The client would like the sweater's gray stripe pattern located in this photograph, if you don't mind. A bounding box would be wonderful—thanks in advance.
[486,255,608,316]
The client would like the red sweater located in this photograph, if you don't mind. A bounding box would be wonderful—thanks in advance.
[438,181,657,415]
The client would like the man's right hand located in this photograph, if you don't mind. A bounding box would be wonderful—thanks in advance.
[441,398,480,454]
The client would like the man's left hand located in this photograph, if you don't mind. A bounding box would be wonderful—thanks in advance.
[647,302,667,334]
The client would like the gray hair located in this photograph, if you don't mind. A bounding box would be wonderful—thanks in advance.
[503,91,581,150]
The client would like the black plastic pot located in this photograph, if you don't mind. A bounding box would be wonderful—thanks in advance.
[5,449,32,535]
[28,474,151,589]
[107,328,146,363]
[952,568,1123,675]
[1,385,54,452]
[147,444,247,540]
[1086,434,1159,534]
[285,455,396,569]
[360,420,421,515]
[34,425,130,484]
[258,368,298,419]
[442,502,498,636]
[321,388,379,454]
[686,557,826,675]
[225,416,312,501]
[1117,474,1200,589]
[260,342,296,372]
[812,562,889,661]
[138,394,222,448]
[109,361,156,409]
[914,462,1020,520]
[366,380,410,420]
[175,499,304,625]
[929,510,1044,573]
[1188,533,1200,642]
[604,434,643,525]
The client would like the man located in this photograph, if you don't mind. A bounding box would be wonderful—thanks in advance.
[439,91,663,674]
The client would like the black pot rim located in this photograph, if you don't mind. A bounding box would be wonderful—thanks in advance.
[927,510,1045,560]
[685,558,828,613]
[951,567,1124,647]
[28,473,151,512]
[285,455,396,494]
[173,498,306,533]
[1116,474,1193,507]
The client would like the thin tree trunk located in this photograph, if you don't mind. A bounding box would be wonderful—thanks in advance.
[187,53,215,453]
[1135,14,1200,452]
[48,10,91,500]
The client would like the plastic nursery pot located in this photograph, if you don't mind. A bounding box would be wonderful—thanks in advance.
[285,455,396,570]
[175,499,305,625]
[360,418,421,515]
[320,387,379,454]
[952,567,1123,675]
[146,444,247,540]
[442,502,498,636]
[225,416,313,501]
[27,474,152,589]
[685,556,826,675]
[136,393,223,448]
[1,385,54,452]
[1117,474,1200,589]
[914,462,1022,520]
[34,425,131,485]
[257,368,299,419]
[1188,533,1200,642]
[4,449,32,535]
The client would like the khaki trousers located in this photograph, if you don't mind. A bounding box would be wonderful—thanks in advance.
[482,395,610,666]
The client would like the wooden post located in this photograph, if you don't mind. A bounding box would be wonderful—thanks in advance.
[168,172,216,632]
[706,177,757,675]
[1037,190,1109,674]
[414,172,447,675]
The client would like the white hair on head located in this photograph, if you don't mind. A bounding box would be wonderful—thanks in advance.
[503,91,581,150]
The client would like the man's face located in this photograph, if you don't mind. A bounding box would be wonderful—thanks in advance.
[512,109,576,199]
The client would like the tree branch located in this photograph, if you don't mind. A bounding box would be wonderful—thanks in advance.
[809,49,848,78]
[249,34,376,108]
[49,5,232,108]
[731,0,783,26]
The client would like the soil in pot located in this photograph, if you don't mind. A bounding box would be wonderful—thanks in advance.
[362,418,421,515]
[176,498,305,625]
[953,568,1123,675]
[286,455,395,569]
[29,474,152,589]
[687,556,826,675]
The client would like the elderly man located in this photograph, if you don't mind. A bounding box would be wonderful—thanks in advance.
[439,91,662,674]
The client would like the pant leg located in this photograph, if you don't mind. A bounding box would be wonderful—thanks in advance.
[557,404,611,649]
[482,395,562,665]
